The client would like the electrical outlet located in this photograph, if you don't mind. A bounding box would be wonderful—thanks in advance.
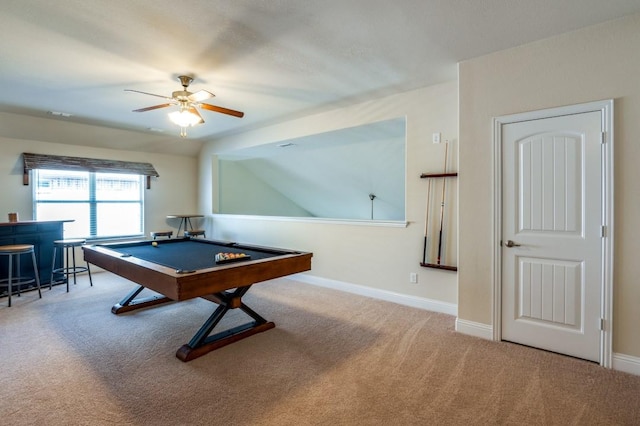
[409,272,418,283]
[432,132,441,144]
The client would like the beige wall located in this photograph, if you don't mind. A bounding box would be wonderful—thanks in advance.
[459,14,640,357]
[200,82,459,304]
[0,137,198,237]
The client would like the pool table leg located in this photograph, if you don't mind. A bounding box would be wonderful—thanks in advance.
[175,285,275,362]
[111,284,172,314]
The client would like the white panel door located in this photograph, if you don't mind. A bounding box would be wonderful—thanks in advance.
[501,111,602,362]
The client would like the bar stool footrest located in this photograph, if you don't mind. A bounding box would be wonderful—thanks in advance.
[0,276,37,284]
[52,266,89,275]
[51,266,90,286]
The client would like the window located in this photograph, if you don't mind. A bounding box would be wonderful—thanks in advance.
[34,169,144,239]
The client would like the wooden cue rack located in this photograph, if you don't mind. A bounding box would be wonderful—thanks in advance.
[420,172,458,271]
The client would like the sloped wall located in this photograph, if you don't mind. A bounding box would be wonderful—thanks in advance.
[218,159,312,217]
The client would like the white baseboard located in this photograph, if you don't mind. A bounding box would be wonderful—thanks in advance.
[453,319,640,377]
[612,353,640,376]
[291,273,458,316]
[454,318,494,340]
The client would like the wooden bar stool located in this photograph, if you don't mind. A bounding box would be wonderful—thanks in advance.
[50,239,93,292]
[0,244,41,307]
[150,231,173,239]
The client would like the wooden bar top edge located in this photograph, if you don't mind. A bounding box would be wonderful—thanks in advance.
[0,219,74,227]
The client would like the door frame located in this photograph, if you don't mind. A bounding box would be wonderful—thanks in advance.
[491,100,614,367]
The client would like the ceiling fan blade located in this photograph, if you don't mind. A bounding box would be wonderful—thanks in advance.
[200,103,245,118]
[187,106,205,124]
[188,90,214,103]
[132,103,172,112]
[125,89,173,100]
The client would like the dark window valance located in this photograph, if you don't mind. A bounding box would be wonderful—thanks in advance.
[23,153,159,188]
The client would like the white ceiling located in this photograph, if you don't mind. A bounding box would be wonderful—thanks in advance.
[1,1,640,156]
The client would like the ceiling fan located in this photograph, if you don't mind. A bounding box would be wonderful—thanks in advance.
[125,75,244,137]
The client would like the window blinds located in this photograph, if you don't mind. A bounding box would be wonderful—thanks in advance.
[23,153,159,188]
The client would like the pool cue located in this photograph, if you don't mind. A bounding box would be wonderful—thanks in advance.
[436,142,449,265]
[422,178,432,264]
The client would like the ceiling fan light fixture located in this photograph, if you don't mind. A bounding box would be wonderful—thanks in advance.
[168,106,205,137]
[168,107,203,127]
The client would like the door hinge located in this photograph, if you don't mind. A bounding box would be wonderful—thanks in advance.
[599,318,605,331]
[601,225,607,238]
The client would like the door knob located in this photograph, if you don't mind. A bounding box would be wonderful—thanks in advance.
[505,240,521,247]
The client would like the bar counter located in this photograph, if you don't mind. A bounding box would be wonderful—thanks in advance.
[0,220,73,286]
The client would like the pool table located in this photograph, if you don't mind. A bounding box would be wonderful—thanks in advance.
[83,238,312,361]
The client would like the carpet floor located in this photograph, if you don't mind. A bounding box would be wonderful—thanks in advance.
[1,272,639,425]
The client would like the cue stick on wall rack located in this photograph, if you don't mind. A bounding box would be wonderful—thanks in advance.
[436,142,448,265]
[422,178,432,264]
